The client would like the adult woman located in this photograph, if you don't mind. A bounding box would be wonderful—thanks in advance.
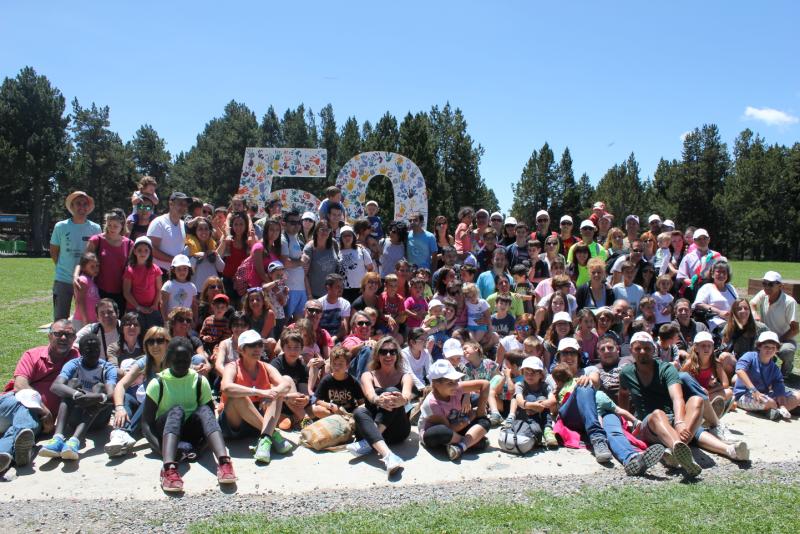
[167,307,211,372]
[300,211,316,244]
[604,228,626,256]
[576,258,614,312]
[379,220,408,277]
[639,231,657,262]
[127,195,155,240]
[184,216,224,292]
[78,211,133,313]
[302,220,340,299]
[536,276,577,333]
[219,212,251,299]
[249,216,282,288]
[339,225,374,302]
[692,260,737,332]
[594,307,621,346]
[219,330,293,464]
[640,263,656,295]
[533,258,575,302]
[539,236,566,273]
[447,280,468,330]
[107,312,144,369]
[432,267,456,301]
[454,207,474,259]
[243,287,276,341]
[543,311,576,369]
[394,259,412,298]
[105,326,170,458]
[352,272,396,334]
[496,313,536,366]
[567,243,592,287]
[486,276,524,318]
[346,336,413,477]
[341,311,375,358]
[433,215,454,268]
[717,298,769,376]
[142,337,236,492]
[213,312,250,378]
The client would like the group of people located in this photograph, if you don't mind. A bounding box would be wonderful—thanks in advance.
[1,178,797,493]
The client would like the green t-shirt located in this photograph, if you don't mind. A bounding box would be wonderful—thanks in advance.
[595,390,617,417]
[619,360,680,420]
[145,368,213,420]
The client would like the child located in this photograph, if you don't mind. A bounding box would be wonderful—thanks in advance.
[263,261,289,338]
[653,232,673,276]
[463,282,491,344]
[417,359,490,461]
[200,294,233,353]
[161,254,198,324]
[414,267,434,300]
[295,318,325,394]
[318,186,342,220]
[442,338,465,369]
[122,236,163,332]
[72,252,100,331]
[314,346,365,418]
[40,335,117,461]
[653,274,674,327]
[423,298,447,334]
[635,295,657,336]
[574,309,599,364]
[131,175,159,210]
[511,264,534,314]
[270,329,313,428]
[494,350,525,427]
[428,299,456,361]
[404,277,428,330]
[491,294,516,338]
[365,200,384,239]
[401,328,432,391]
[656,323,683,366]
[550,363,577,412]
[460,341,502,426]
[514,356,557,447]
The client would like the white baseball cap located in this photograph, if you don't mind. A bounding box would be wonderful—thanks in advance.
[442,338,464,358]
[302,211,318,222]
[557,337,581,353]
[757,331,780,346]
[580,219,596,230]
[15,389,43,410]
[536,210,549,219]
[592,202,605,210]
[490,211,503,221]
[662,219,675,229]
[365,200,379,208]
[552,311,572,325]
[339,225,355,237]
[763,271,782,283]
[625,214,640,224]
[171,254,191,268]
[428,299,444,310]
[521,356,545,372]
[560,215,573,224]
[134,236,152,248]
[504,216,518,226]
[693,228,709,239]
[238,330,262,347]
[648,214,662,224]
[428,359,465,381]
[693,331,714,345]
[630,331,655,345]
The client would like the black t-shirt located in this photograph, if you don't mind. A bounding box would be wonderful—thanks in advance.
[270,354,309,386]
[491,313,516,337]
[315,373,365,412]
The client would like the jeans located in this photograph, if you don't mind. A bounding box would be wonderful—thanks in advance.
[602,413,638,464]
[422,417,490,449]
[679,372,708,401]
[557,386,605,441]
[353,387,411,446]
[122,392,144,437]
[52,280,74,321]
[779,341,796,376]
[0,393,41,455]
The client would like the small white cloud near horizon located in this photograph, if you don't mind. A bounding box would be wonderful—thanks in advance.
[743,106,798,126]
[680,130,692,142]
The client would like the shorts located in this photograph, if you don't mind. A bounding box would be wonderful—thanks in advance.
[736,392,773,412]
[467,325,488,332]
[218,410,261,439]
[285,290,307,318]
[639,412,704,444]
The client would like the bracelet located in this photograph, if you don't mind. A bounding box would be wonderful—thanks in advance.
[674,420,685,426]
[115,406,126,412]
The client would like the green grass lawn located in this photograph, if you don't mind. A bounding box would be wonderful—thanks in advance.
[729,260,800,290]
[189,475,799,534]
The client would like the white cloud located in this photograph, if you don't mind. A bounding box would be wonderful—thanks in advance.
[680,130,692,142]
[743,106,799,126]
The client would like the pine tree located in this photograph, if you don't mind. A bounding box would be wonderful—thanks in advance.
[400,112,446,222]
[556,147,580,220]
[594,152,644,222]
[510,142,555,224]
[259,106,283,147]
[576,173,595,216]
[319,104,338,180]
[128,124,171,181]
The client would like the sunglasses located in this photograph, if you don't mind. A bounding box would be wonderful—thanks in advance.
[202,210,213,216]
[51,331,75,338]
[546,242,557,246]
[286,220,301,226]
[560,221,572,225]
[247,287,263,294]
[137,205,153,211]
[515,325,530,332]
[491,218,502,223]
[378,348,398,356]
[537,219,549,223]
[306,308,322,315]
[356,320,372,327]
[174,316,192,323]
[762,281,777,288]
[631,249,643,253]
[207,284,222,290]
[146,338,168,345]
[122,323,139,328]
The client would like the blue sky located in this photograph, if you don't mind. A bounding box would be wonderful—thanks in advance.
[2,1,798,212]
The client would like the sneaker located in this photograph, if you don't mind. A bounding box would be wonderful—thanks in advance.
[0,452,11,473]
[61,437,80,460]
[447,442,465,461]
[382,452,404,477]
[38,434,65,459]
[105,429,136,458]
[625,444,665,476]
[270,430,293,455]
[489,411,503,427]
[14,428,35,467]
[729,441,750,462]
[217,460,237,484]
[253,435,272,464]
[160,465,184,493]
[707,422,733,443]
[778,406,792,420]
[710,396,726,419]
[501,415,515,430]
[590,436,612,463]
[346,439,372,458]
[543,427,558,448]
[768,408,783,421]
[661,448,680,468]
[672,441,702,478]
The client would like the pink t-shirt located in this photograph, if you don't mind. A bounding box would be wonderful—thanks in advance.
[247,242,280,288]
[6,346,79,414]
[404,295,428,329]
[123,263,162,308]
[454,223,473,255]
[89,234,133,294]
[418,385,466,440]
[74,274,99,323]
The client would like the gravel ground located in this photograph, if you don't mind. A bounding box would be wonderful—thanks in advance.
[2,460,798,533]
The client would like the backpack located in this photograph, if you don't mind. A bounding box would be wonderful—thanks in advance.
[300,411,355,451]
[498,419,542,455]
[233,255,254,296]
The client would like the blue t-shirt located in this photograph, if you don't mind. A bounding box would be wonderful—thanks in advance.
[368,215,384,239]
[59,358,118,390]
[733,351,786,400]
[50,218,101,283]
[476,270,513,299]
[406,230,437,269]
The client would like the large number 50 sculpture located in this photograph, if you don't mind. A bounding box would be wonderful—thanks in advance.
[238,148,428,223]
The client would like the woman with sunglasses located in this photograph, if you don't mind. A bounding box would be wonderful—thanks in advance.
[341,311,376,359]
[167,307,211,376]
[495,313,536,367]
[105,326,170,458]
[433,215,454,269]
[302,220,341,299]
[540,236,566,274]
[347,336,413,477]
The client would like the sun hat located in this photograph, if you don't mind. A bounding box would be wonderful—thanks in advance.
[428,359,465,381]
[557,338,581,353]
[443,338,464,358]
[302,211,318,222]
[428,298,444,309]
[65,191,95,216]
[693,331,714,345]
[15,389,44,410]
[238,330,262,347]
[552,311,572,324]
[520,356,545,372]
[171,254,191,268]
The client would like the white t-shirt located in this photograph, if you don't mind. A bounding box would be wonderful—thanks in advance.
[280,233,306,291]
[401,346,432,390]
[500,335,524,354]
[147,214,186,270]
[466,299,490,327]
[317,297,351,337]
[750,290,798,339]
[613,282,645,314]
[161,280,198,316]
[653,291,674,324]
[339,246,374,289]
[692,283,738,330]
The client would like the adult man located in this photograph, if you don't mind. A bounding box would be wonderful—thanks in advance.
[676,228,723,291]
[405,212,437,270]
[622,215,640,252]
[558,215,576,254]
[618,332,748,478]
[567,220,608,264]
[476,246,513,299]
[750,271,798,377]
[609,239,648,286]
[147,191,189,274]
[326,202,345,239]
[647,214,662,235]
[1,320,79,467]
[279,210,307,321]
[489,212,504,236]
[532,210,555,245]
[50,191,101,320]
[74,298,121,360]
[670,298,709,351]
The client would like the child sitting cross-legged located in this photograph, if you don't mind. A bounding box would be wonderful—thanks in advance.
[41,334,117,461]
[459,340,503,427]
[513,356,557,448]
[313,346,365,417]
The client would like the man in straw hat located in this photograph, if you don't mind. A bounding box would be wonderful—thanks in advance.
[50,191,100,321]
